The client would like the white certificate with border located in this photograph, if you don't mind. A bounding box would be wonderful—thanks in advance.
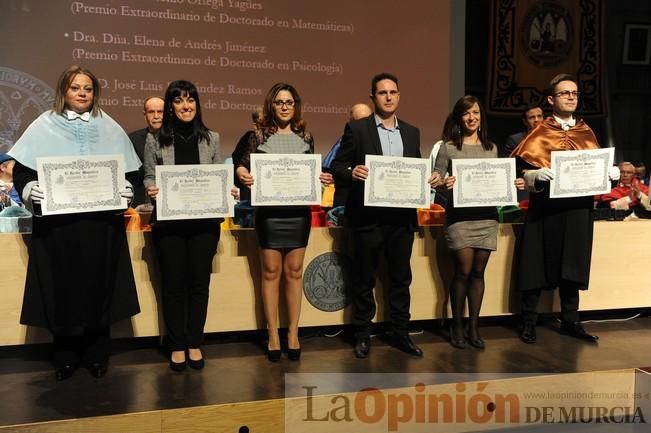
[452,158,518,207]
[250,153,321,206]
[36,154,126,215]
[156,164,234,220]
[549,148,614,198]
[364,155,430,209]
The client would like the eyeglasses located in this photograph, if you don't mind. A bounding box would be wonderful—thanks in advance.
[272,99,295,108]
[554,90,580,99]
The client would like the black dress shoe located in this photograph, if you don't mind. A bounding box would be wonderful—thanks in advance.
[354,337,370,359]
[520,324,537,344]
[287,348,301,361]
[88,362,108,378]
[394,334,423,357]
[560,322,599,342]
[55,364,77,381]
[449,325,466,349]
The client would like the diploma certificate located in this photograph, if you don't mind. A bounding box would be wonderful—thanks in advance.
[364,155,430,209]
[36,154,126,216]
[549,148,614,198]
[156,164,234,221]
[452,158,518,207]
[250,154,321,206]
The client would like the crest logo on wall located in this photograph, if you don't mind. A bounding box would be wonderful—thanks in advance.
[303,252,352,312]
[0,67,54,153]
[520,2,573,67]
[487,0,604,115]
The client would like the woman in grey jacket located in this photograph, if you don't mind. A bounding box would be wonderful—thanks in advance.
[143,80,222,371]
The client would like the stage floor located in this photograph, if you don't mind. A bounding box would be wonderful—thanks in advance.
[0,314,649,428]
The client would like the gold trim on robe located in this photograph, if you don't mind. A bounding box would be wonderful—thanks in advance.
[510,117,600,168]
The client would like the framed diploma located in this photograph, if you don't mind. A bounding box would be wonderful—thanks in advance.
[452,158,518,208]
[36,154,126,216]
[363,155,430,209]
[250,154,321,206]
[156,164,234,221]
[549,148,614,198]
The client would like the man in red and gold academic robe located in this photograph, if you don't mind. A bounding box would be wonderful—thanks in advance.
[511,73,619,344]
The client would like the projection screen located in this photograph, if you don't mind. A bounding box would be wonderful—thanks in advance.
[0,0,464,157]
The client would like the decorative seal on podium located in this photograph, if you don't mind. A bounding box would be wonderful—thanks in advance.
[303,252,351,312]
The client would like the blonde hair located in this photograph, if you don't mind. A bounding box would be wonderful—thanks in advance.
[52,65,101,116]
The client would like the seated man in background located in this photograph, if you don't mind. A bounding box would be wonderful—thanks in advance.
[598,161,648,210]
[323,103,373,208]
[0,153,22,207]
[505,104,544,202]
[635,162,649,186]
[503,103,544,157]
[128,96,164,207]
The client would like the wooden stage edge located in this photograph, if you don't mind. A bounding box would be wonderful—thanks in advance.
[1,221,650,346]
[2,368,650,433]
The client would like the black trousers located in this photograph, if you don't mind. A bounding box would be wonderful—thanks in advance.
[153,222,220,351]
[521,280,580,326]
[352,224,414,338]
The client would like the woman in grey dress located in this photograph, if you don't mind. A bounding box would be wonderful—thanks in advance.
[434,95,523,349]
[235,83,331,361]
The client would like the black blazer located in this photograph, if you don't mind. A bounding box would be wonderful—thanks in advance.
[331,115,420,230]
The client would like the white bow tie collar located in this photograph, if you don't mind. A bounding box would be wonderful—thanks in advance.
[64,110,91,122]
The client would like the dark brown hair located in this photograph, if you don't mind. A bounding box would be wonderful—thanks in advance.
[547,73,576,97]
[371,72,399,95]
[259,82,306,137]
[443,95,492,151]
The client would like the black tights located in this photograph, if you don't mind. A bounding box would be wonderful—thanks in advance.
[449,248,491,336]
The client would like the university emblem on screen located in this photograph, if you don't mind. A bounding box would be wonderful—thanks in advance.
[0,67,55,153]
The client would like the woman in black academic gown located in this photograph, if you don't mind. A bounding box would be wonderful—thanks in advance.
[10,65,141,380]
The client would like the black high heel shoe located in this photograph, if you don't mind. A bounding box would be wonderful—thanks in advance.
[169,351,186,372]
[287,347,301,361]
[267,331,282,362]
[187,348,205,370]
[466,324,485,350]
[287,329,301,361]
[449,324,466,349]
[467,335,485,349]
[266,346,281,362]
[187,358,205,370]
[169,359,186,371]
